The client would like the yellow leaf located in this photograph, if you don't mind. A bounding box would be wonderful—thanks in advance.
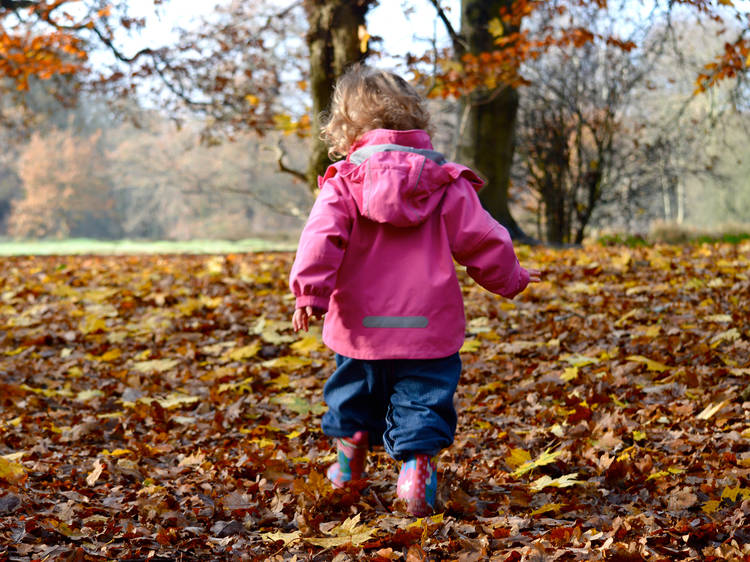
[710,328,740,348]
[250,437,275,448]
[706,314,732,323]
[97,348,122,362]
[101,448,132,457]
[262,356,312,371]
[217,377,254,394]
[132,359,179,373]
[632,430,647,442]
[615,309,639,327]
[155,393,200,409]
[567,281,601,294]
[261,530,302,546]
[702,499,721,514]
[178,451,206,467]
[76,389,105,402]
[177,298,202,316]
[270,393,326,416]
[460,339,481,353]
[560,366,578,382]
[610,250,632,271]
[97,411,124,419]
[563,354,599,367]
[290,335,323,354]
[529,473,582,492]
[407,512,444,528]
[626,355,669,372]
[530,503,564,516]
[0,456,26,484]
[270,374,291,389]
[286,430,303,439]
[721,485,741,502]
[245,94,260,106]
[506,448,531,468]
[488,17,505,38]
[1,451,25,461]
[253,316,295,344]
[697,400,729,420]
[226,343,261,362]
[357,24,370,53]
[80,315,107,335]
[305,514,378,547]
[512,448,562,478]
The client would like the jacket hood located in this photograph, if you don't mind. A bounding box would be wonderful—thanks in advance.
[325,129,483,227]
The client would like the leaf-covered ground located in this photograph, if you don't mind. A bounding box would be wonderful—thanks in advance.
[1,244,749,561]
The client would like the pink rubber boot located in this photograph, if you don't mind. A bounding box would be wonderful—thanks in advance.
[396,454,437,516]
[326,431,369,487]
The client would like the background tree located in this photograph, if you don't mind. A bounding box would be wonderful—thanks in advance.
[303,0,374,190]
[8,128,119,238]
[422,0,750,240]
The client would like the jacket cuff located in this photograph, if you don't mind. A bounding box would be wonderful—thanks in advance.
[296,295,330,311]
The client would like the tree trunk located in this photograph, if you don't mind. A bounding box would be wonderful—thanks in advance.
[458,0,530,241]
[304,0,371,194]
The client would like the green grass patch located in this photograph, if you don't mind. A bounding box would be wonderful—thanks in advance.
[0,238,298,256]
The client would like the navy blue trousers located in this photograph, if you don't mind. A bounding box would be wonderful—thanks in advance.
[321,353,461,461]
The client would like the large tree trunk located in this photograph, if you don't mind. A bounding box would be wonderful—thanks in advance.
[304,1,371,193]
[457,0,530,241]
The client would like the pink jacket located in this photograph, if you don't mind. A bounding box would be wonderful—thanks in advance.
[289,129,530,360]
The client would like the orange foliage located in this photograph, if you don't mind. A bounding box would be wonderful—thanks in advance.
[0,28,86,90]
[423,0,744,99]
[8,129,117,238]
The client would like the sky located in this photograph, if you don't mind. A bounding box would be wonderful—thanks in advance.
[122,0,460,71]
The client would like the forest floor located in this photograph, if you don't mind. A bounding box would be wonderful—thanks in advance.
[0,243,748,561]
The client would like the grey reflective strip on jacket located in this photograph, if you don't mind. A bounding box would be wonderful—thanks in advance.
[362,316,429,328]
[350,144,447,165]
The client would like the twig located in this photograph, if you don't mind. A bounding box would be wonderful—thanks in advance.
[270,139,307,183]
[426,0,465,56]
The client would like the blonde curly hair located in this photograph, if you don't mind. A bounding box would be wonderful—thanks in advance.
[321,64,433,159]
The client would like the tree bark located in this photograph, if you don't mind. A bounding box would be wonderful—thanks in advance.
[457,0,530,241]
[304,0,371,193]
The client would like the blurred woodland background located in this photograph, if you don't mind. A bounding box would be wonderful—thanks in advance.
[1,0,749,245]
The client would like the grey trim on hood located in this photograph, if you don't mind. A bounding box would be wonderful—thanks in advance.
[350,144,447,166]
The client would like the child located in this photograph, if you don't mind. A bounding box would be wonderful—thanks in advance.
[289,65,541,516]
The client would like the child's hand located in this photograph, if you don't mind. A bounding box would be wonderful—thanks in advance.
[292,306,323,332]
[528,269,542,283]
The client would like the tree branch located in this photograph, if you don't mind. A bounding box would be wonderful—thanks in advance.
[268,139,307,183]
[425,0,465,55]
[1,0,35,9]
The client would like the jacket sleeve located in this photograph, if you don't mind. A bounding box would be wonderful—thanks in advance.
[443,179,530,298]
[289,173,354,311]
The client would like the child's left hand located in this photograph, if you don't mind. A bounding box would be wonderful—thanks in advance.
[292,306,322,332]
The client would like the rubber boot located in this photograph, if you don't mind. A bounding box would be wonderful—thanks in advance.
[326,431,368,487]
[396,454,437,516]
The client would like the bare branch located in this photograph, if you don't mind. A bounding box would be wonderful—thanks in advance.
[425,0,465,55]
[1,0,35,8]
[267,139,307,183]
